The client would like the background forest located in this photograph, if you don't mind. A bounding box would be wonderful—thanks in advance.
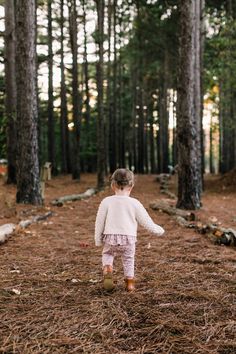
[0,0,236,207]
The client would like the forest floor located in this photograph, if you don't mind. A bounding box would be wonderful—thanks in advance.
[0,173,236,354]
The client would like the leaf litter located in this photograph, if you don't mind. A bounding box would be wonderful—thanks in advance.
[0,173,235,353]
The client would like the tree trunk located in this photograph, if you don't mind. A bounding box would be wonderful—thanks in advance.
[136,4,144,174]
[95,0,105,188]
[148,97,156,174]
[82,0,92,172]
[176,0,201,210]
[171,91,177,168]
[68,0,81,180]
[219,79,227,173]
[110,0,117,172]
[47,0,56,174]
[118,13,125,168]
[107,0,112,173]
[82,0,91,127]
[158,53,169,173]
[209,115,214,173]
[60,0,70,174]
[219,2,236,173]
[15,0,42,205]
[200,0,205,179]
[194,0,203,193]
[4,0,17,184]
[131,70,138,171]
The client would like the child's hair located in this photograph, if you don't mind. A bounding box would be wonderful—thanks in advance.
[111,168,134,190]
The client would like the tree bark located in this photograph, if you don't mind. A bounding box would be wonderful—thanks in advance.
[60,0,70,174]
[136,3,144,174]
[47,0,56,173]
[15,0,42,205]
[158,53,169,173]
[95,0,105,188]
[4,0,17,184]
[109,0,117,172]
[194,0,203,193]
[200,0,205,179]
[118,13,125,168]
[209,115,214,173]
[107,0,112,173]
[82,0,92,172]
[176,0,201,210]
[219,3,236,172]
[68,0,81,180]
[131,69,138,171]
[147,92,156,174]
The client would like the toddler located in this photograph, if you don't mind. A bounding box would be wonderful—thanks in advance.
[95,168,165,291]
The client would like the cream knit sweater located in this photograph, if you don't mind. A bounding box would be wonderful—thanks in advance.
[95,195,164,246]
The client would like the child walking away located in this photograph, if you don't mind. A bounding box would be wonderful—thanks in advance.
[95,168,165,292]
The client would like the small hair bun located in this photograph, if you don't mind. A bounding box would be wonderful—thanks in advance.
[116,179,129,186]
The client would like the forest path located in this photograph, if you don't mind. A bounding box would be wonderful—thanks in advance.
[0,174,235,354]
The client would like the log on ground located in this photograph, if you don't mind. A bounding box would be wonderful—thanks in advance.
[150,200,196,221]
[0,211,53,245]
[51,188,97,206]
[170,214,236,247]
[0,223,15,244]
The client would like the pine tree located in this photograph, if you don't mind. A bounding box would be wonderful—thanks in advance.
[15,0,42,205]
[4,0,17,184]
[176,0,201,210]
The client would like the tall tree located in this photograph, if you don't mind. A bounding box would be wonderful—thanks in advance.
[219,2,236,172]
[194,0,203,192]
[106,0,113,173]
[4,0,17,184]
[110,0,117,172]
[176,0,201,210]
[47,0,56,172]
[200,0,205,177]
[15,0,42,204]
[136,2,144,174]
[82,0,91,172]
[68,0,81,180]
[158,50,169,173]
[95,0,105,188]
[117,9,125,168]
[60,0,70,173]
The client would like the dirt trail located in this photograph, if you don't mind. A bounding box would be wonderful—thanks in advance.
[0,174,235,353]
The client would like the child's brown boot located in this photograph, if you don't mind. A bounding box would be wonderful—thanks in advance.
[125,278,135,292]
[103,265,114,291]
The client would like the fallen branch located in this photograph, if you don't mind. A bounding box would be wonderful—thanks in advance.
[51,187,97,206]
[0,223,15,244]
[150,200,196,221]
[156,174,176,200]
[18,211,53,228]
[195,223,236,246]
[0,211,53,245]
[151,200,236,247]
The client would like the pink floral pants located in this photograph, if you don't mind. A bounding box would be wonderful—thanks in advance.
[102,243,136,278]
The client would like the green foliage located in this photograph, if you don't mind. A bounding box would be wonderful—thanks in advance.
[205,11,236,92]
[124,0,178,89]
